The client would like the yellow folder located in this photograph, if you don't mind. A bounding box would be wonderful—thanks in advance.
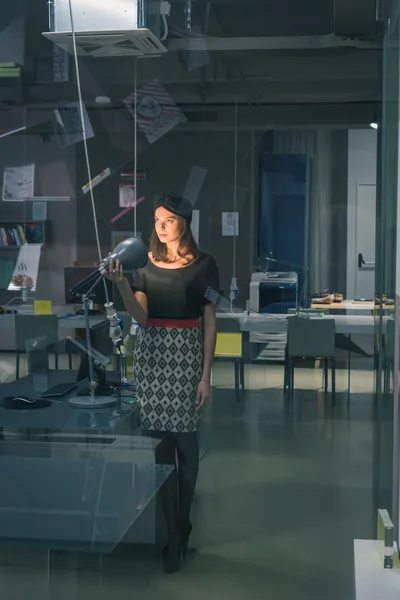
[215,333,242,357]
[34,300,52,315]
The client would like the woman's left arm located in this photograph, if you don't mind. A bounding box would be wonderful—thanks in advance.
[202,303,217,381]
[196,303,217,410]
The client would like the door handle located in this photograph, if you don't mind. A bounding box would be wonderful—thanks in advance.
[358,252,375,269]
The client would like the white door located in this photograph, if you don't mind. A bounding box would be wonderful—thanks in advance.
[354,183,376,300]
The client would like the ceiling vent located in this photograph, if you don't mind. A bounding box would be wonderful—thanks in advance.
[42,0,167,57]
[42,29,167,57]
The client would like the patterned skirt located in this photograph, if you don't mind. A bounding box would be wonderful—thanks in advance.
[134,322,203,432]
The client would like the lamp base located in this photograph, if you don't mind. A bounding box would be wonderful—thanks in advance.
[68,395,118,408]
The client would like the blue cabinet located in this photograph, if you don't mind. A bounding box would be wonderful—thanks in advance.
[259,154,310,305]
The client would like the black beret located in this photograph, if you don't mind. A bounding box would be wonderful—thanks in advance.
[155,193,193,224]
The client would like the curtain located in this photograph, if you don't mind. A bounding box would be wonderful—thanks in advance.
[272,130,347,296]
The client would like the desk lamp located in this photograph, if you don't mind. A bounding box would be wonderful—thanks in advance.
[68,236,148,408]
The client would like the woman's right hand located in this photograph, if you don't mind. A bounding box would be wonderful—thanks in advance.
[102,258,127,284]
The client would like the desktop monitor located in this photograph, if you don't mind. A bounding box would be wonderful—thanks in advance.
[64,266,113,305]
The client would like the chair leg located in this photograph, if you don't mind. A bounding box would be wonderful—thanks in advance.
[16,354,20,380]
[331,358,336,405]
[69,354,72,370]
[324,359,328,393]
[239,358,245,392]
[234,359,239,392]
[284,354,288,392]
[55,353,59,370]
[290,362,294,398]
[383,366,386,395]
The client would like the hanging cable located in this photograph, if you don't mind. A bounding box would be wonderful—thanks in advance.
[67,0,109,303]
[133,58,138,237]
[160,14,169,41]
[233,101,238,278]
[229,101,239,312]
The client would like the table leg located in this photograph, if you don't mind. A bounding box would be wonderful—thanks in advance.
[347,334,351,405]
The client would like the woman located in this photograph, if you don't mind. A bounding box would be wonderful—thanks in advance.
[107,193,219,573]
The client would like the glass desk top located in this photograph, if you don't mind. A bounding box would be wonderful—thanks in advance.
[0,370,137,432]
[0,436,172,554]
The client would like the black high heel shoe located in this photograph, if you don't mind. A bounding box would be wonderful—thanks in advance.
[163,537,182,574]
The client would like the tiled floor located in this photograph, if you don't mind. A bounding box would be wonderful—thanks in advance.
[0,355,379,599]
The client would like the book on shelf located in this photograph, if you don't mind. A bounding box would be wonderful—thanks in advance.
[26,222,44,244]
[0,223,45,246]
[0,229,8,246]
[17,225,26,245]
[11,228,20,246]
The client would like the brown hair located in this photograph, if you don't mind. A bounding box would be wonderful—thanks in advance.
[149,216,200,264]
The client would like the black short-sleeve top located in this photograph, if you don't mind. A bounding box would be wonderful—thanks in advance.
[131,253,219,319]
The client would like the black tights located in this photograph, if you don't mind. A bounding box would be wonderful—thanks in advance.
[148,431,199,540]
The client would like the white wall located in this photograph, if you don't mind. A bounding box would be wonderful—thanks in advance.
[347,129,377,299]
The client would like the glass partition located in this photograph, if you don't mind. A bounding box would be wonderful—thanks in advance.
[374,0,400,533]
[0,0,387,597]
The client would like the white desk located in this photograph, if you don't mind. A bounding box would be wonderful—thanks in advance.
[0,311,389,352]
[311,300,394,312]
[354,539,400,600]
[217,313,389,398]
[216,312,389,335]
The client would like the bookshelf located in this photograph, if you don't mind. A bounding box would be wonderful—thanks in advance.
[0,221,49,249]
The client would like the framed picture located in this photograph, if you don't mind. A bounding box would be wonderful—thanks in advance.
[111,231,142,250]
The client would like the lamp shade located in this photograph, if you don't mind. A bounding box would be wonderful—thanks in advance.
[107,236,148,270]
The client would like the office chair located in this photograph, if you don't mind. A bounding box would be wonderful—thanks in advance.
[284,317,336,404]
[214,316,245,397]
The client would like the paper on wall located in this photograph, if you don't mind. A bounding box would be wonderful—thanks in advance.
[53,46,69,82]
[124,79,187,144]
[191,210,200,245]
[222,212,239,236]
[119,183,135,208]
[3,164,35,201]
[8,244,42,292]
[54,102,94,148]
[32,201,47,221]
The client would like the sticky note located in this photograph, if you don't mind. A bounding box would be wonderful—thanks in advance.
[34,300,52,315]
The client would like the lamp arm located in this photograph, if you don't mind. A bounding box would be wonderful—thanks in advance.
[82,273,107,396]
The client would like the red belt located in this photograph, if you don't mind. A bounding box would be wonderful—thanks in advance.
[147,318,200,329]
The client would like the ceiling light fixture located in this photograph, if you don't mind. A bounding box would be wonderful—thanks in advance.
[370,122,378,129]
